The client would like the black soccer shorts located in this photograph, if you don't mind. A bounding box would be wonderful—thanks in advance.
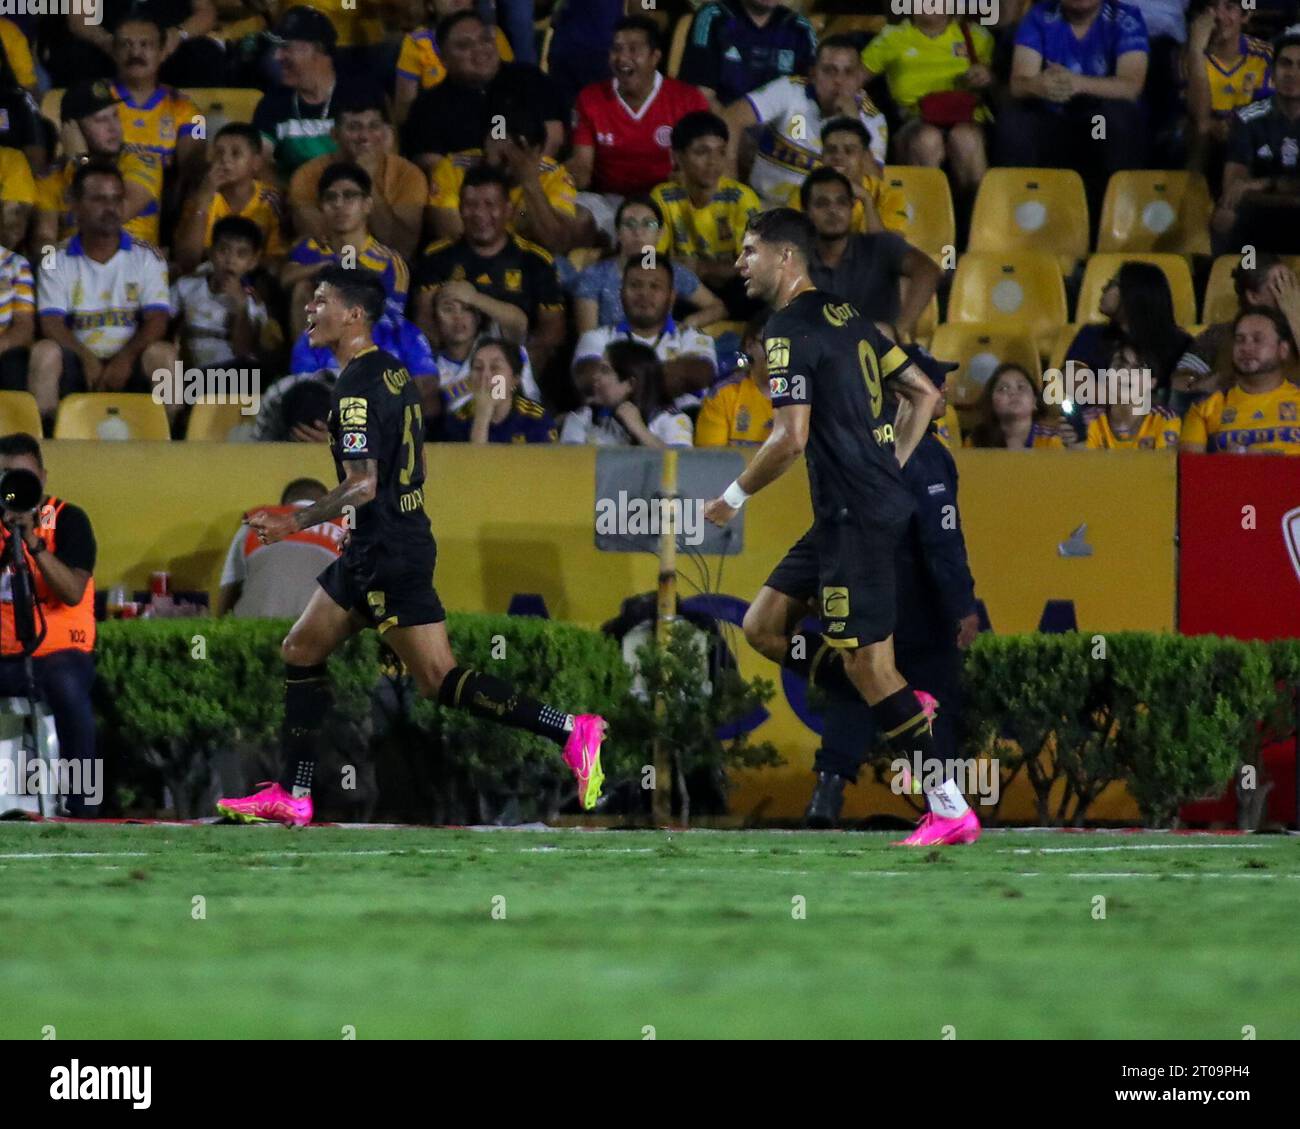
[764,514,908,650]
[318,542,446,633]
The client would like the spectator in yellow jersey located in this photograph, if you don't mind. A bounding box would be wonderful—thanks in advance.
[1181,307,1300,454]
[395,0,514,124]
[1185,0,1273,184]
[965,363,1071,448]
[109,15,204,178]
[695,318,774,447]
[651,112,762,320]
[0,144,35,252]
[289,96,426,260]
[1083,344,1182,448]
[796,118,908,236]
[33,82,164,254]
[860,14,994,201]
[426,103,577,256]
[0,17,36,95]
[174,123,289,275]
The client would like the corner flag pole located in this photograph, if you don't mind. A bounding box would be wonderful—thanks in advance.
[653,449,678,826]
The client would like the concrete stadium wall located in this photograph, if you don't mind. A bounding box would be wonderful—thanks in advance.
[42,442,1176,821]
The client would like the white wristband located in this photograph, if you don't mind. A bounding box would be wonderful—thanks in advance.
[722,480,750,509]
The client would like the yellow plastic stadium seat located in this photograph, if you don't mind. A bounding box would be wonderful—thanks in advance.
[182,88,262,128]
[928,324,1042,409]
[0,392,42,437]
[185,402,254,441]
[946,252,1068,350]
[1077,253,1196,327]
[968,168,1089,273]
[667,14,693,78]
[914,292,939,339]
[1203,254,1242,324]
[1048,323,1085,374]
[1097,171,1213,255]
[824,15,887,39]
[883,166,955,262]
[40,88,62,123]
[53,394,171,441]
[702,320,746,340]
[567,246,603,271]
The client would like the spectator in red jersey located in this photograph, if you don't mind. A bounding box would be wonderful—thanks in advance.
[217,477,346,618]
[569,15,710,245]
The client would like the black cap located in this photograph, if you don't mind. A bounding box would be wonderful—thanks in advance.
[271,5,337,49]
[903,342,960,388]
[62,80,121,125]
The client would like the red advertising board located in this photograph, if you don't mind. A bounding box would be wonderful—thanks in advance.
[1179,453,1300,639]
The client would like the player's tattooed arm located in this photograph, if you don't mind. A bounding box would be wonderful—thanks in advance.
[247,461,378,545]
[890,363,941,468]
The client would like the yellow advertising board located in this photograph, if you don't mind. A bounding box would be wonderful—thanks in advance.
[40,443,1175,821]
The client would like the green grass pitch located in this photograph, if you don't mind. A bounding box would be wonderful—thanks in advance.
[2,824,1298,1039]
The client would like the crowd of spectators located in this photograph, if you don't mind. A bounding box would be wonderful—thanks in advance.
[0,0,1296,458]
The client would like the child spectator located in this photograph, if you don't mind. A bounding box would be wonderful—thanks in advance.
[562,339,694,448]
[965,363,1071,448]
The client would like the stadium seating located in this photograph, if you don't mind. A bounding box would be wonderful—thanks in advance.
[702,320,746,340]
[0,392,42,438]
[184,402,253,442]
[968,168,1090,274]
[1047,323,1084,373]
[53,394,170,441]
[1076,253,1197,326]
[667,14,693,78]
[1097,171,1213,255]
[946,251,1068,350]
[1203,254,1242,324]
[823,15,888,39]
[883,166,955,262]
[914,292,939,344]
[928,323,1042,410]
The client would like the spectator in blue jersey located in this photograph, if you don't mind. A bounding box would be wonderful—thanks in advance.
[441,336,557,444]
[679,0,818,110]
[250,308,437,442]
[998,0,1151,224]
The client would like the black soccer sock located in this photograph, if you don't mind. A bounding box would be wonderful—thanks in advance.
[870,685,938,768]
[438,666,574,746]
[782,637,862,703]
[279,663,332,797]
[813,694,877,783]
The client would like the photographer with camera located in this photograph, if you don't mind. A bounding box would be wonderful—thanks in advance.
[0,433,98,816]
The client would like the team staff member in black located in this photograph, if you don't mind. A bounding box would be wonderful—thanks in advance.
[217,267,607,828]
[703,208,978,847]
[804,392,981,830]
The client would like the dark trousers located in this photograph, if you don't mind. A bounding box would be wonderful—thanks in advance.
[815,644,961,783]
[994,96,1149,235]
[0,649,98,814]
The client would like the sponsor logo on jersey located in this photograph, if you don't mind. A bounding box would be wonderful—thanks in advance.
[339,396,367,429]
[821,586,849,619]
[382,368,409,395]
[822,301,858,327]
[342,431,367,452]
[766,337,790,373]
[654,125,673,148]
[1282,401,1297,420]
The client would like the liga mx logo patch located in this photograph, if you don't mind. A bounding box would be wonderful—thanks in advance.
[1284,507,1300,584]
[342,431,367,452]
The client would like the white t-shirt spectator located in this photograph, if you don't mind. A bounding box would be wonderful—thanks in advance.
[745,76,888,208]
[36,232,169,360]
[171,263,268,370]
[572,318,718,409]
[0,246,34,332]
[560,405,694,447]
[220,500,346,618]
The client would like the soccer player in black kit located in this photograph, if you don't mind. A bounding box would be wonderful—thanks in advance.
[703,209,980,846]
[217,267,606,827]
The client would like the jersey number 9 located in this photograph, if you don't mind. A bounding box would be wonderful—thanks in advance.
[858,340,883,418]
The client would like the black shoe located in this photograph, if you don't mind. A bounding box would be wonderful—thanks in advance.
[804,772,846,829]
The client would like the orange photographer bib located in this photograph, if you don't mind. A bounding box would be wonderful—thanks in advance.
[0,497,95,658]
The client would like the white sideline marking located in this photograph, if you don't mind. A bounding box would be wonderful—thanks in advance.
[1004,843,1273,854]
[0,851,150,859]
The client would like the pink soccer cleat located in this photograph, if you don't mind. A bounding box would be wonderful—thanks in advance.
[893,809,981,847]
[563,714,607,811]
[216,782,313,827]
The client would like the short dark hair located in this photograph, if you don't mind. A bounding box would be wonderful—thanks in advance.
[746,207,818,269]
[622,254,673,283]
[615,15,662,54]
[820,116,871,148]
[462,163,511,198]
[280,477,327,505]
[115,13,164,41]
[335,94,389,124]
[71,160,124,200]
[672,110,728,151]
[1234,252,1285,304]
[316,265,387,326]
[211,215,264,253]
[318,161,372,199]
[1274,26,1300,58]
[818,33,864,60]
[215,121,262,151]
[799,166,853,211]
[0,432,42,467]
[485,95,546,150]
[1233,305,1295,349]
[437,9,484,45]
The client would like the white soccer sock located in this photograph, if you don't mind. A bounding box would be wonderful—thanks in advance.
[926,778,969,820]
